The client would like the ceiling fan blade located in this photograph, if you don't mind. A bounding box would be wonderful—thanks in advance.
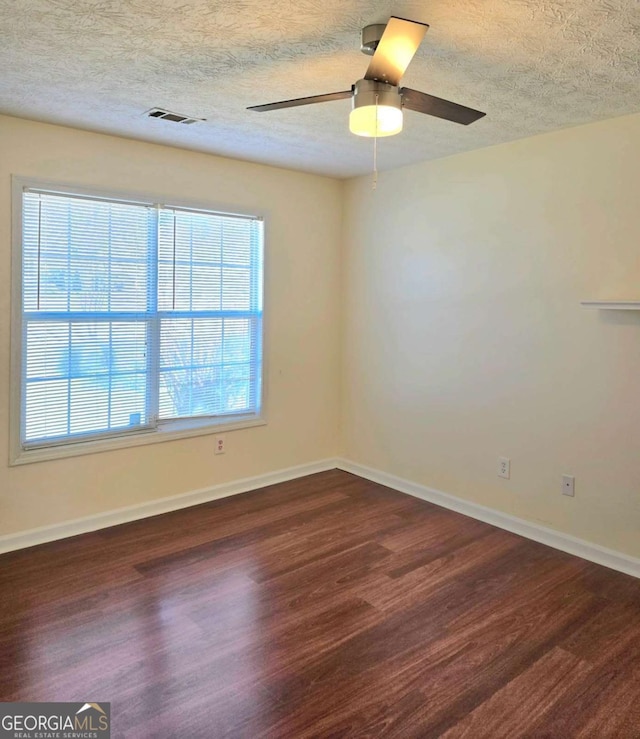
[248,90,352,112]
[364,17,429,86]
[401,87,486,125]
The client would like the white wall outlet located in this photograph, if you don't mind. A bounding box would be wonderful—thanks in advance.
[215,436,226,455]
[498,457,510,479]
[562,474,575,497]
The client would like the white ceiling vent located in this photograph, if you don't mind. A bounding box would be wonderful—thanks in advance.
[145,108,205,124]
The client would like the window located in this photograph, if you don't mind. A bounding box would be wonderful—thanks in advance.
[13,182,264,461]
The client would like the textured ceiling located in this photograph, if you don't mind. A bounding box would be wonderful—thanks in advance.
[1,0,640,178]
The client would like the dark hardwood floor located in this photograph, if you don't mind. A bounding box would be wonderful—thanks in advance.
[1,469,640,738]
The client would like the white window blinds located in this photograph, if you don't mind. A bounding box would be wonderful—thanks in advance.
[20,189,263,449]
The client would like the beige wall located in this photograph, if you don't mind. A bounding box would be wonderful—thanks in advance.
[342,113,640,558]
[0,115,342,535]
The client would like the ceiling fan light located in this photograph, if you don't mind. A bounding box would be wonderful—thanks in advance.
[349,104,403,137]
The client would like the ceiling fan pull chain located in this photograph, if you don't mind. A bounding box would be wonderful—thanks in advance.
[373,94,379,190]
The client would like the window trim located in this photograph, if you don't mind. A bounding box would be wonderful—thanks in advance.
[10,176,268,466]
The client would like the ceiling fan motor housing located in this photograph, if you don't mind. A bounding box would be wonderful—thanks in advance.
[352,79,402,111]
[361,24,387,55]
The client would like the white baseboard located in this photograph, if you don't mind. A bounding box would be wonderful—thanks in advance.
[336,458,640,580]
[0,458,339,555]
[4,456,639,581]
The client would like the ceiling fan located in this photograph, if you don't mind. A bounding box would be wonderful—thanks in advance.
[248,17,486,137]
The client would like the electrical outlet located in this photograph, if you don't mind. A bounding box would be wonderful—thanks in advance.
[498,457,510,479]
[562,474,575,497]
[215,436,226,455]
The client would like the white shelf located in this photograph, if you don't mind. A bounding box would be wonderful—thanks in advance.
[581,301,640,310]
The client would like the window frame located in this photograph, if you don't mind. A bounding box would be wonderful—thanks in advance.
[10,176,267,466]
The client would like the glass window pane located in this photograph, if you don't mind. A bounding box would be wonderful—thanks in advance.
[23,320,149,444]
[158,317,256,419]
[22,192,152,313]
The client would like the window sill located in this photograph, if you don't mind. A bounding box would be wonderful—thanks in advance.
[10,415,266,466]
